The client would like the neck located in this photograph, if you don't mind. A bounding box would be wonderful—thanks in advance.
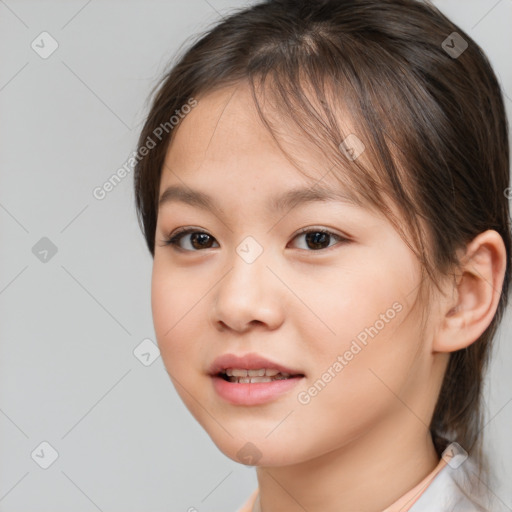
[253,415,440,512]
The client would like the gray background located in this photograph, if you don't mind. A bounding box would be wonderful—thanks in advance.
[0,1,511,511]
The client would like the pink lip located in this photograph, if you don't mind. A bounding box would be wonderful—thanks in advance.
[211,374,304,405]
[208,352,305,406]
[208,352,304,376]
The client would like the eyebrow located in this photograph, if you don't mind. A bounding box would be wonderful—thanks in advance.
[158,183,360,216]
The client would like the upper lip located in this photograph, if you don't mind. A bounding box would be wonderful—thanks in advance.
[209,353,305,376]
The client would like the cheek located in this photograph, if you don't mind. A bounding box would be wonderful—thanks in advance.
[296,251,416,359]
[290,304,422,461]
[293,250,421,407]
[150,262,205,368]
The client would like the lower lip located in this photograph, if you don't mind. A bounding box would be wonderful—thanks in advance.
[211,375,304,405]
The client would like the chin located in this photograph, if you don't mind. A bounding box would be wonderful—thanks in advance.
[207,432,307,468]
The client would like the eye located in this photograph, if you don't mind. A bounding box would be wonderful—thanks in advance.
[288,227,347,251]
[159,227,219,251]
[158,227,348,252]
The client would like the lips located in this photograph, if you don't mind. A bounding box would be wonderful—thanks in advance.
[208,352,305,378]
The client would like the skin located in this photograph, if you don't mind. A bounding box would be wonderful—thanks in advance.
[151,82,507,512]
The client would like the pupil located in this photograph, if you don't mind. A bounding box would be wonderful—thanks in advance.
[191,232,212,249]
[306,231,329,250]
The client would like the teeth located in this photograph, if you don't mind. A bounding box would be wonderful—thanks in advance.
[248,369,266,377]
[227,375,291,383]
[224,368,291,378]
[264,369,282,377]
[229,369,248,377]
[237,376,273,383]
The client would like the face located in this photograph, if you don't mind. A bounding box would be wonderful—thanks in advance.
[151,83,437,467]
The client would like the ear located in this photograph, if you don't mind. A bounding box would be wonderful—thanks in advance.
[433,229,507,353]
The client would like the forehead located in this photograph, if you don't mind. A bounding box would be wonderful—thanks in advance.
[163,84,288,174]
[160,82,362,201]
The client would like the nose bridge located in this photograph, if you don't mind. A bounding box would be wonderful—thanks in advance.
[225,234,270,297]
[235,234,266,267]
[212,233,283,331]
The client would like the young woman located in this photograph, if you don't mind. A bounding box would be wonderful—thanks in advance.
[133,0,511,510]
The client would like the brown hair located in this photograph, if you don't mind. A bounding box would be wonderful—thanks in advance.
[133,0,510,489]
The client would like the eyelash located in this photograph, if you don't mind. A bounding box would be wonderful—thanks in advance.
[159,227,349,252]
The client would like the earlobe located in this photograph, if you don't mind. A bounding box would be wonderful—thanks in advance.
[433,229,507,353]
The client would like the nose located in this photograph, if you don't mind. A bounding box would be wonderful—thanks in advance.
[210,242,285,333]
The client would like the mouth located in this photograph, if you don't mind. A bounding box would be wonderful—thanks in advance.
[208,353,306,404]
[216,368,305,383]
[208,352,305,379]
[211,370,305,406]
